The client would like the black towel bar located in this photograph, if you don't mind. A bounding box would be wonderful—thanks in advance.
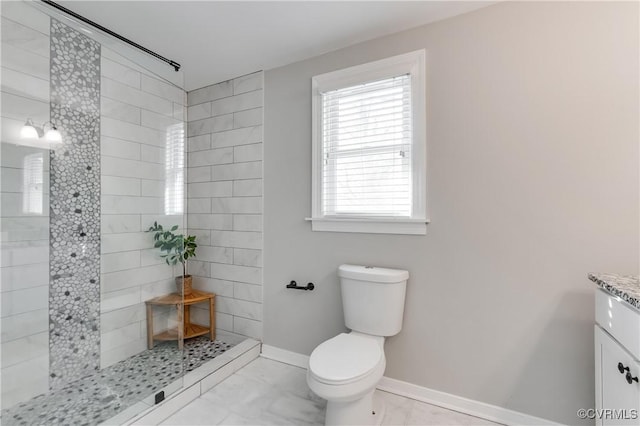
[286,280,314,291]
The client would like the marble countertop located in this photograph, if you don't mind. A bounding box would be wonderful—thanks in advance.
[589,272,640,310]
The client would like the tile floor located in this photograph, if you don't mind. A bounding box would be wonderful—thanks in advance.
[161,357,500,425]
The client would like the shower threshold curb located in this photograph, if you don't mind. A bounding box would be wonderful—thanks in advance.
[101,339,261,426]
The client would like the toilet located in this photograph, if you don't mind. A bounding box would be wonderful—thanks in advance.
[307,264,409,425]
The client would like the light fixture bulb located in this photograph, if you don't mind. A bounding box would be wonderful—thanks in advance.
[45,127,62,143]
[20,119,39,139]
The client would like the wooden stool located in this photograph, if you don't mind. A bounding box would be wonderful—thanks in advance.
[145,290,215,350]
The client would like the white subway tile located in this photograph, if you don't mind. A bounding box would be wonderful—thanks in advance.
[1,67,48,102]
[101,215,140,234]
[102,77,173,116]
[187,198,211,213]
[0,240,48,267]
[187,259,209,278]
[0,262,48,292]
[192,276,234,297]
[102,322,141,352]
[210,126,262,149]
[0,18,49,57]
[187,102,211,121]
[140,214,185,231]
[210,230,261,250]
[140,248,165,267]
[101,232,150,254]
[187,214,232,230]
[187,166,211,183]
[186,229,211,246]
[1,354,48,410]
[210,90,262,117]
[141,109,182,131]
[101,57,141,88]
[141,179,164,197]
[210,161,262,181]
[187,114,233,137]
[0,217,48,242]
[210,263,262,285]
[141,74,184,104]
[233,248,262,267]
[140,279,176,301]
[211,197,262,214]
[187,134,211,152]
[102,264,173,293]
[188,147,233,167]
[101,251,141,273]
[233,72,263,95]
[100,338,146,369]
[102,195,163,215]
[232,179,262,197]
[101,176,141,196]
[215,312,233,332]
[188,81,232,105]
[233,107,262,129]
[1,332,48,367]
[0,308,47,342]
[233,317,262,340]
[198,246,234,264]
[1,42,48,80]
[233,143,262,163]
[140,144,165,164]
[101,97,141,125]
[1,2,50,35]
[101,136,141,160]
[1,285,48,317]
[101,156,164,180]
[233,282,262,303]
[102,117,166,147]
[101,305,145,333]
[0,91,48,123]
[232,298,262,320]
[187,181,233,198]
[101,286,141,313]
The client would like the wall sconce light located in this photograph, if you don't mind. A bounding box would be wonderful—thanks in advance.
[20,118,63,146]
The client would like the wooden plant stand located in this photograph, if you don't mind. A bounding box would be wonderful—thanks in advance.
[145,290,215,350]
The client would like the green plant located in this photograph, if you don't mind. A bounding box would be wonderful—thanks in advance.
[147,222,197,277]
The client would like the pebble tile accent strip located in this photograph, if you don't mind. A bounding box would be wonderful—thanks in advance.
[49,19,102,389]
[589,272,640,310]
[2,338,233,426]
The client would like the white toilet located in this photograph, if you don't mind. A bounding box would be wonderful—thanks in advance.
[307,264,409,425]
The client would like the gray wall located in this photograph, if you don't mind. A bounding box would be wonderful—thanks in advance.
[263,2,639,424]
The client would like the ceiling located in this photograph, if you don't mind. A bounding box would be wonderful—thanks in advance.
[58,1,493,91]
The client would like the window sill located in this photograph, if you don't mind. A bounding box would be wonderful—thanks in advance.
[305,217,428,235]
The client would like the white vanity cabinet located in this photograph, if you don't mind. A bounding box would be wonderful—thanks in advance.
[595,289,640,426]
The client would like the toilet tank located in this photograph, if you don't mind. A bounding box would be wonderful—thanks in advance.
[338,264,409,337]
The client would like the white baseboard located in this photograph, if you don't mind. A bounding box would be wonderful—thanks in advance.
[261,344,309,368]
[260,344,562,426]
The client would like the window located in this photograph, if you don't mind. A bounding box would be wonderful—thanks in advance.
[22,153,44,215]
[310,50,427,235]
[164,123,184,215]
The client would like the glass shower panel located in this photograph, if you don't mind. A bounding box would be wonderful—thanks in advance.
[0,1,187,424]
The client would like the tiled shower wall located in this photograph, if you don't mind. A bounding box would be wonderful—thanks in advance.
[186,72,264,340]
[99,46,186,368]
[0,2,52,408]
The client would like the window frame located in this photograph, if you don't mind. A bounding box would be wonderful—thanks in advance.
[310,50,428,235]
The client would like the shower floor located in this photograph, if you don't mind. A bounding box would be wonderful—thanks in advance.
[1,337,233,426]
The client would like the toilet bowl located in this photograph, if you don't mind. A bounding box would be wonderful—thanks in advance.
[307,332,386,425]
[307,265,408,425]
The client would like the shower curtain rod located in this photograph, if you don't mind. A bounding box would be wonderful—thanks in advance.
[40,0,182,72]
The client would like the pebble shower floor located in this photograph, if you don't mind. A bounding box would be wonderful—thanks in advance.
[1,337,232,426]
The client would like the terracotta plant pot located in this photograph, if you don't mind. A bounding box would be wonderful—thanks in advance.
[175,275,193,296]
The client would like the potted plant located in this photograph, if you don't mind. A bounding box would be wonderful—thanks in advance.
[147,222,197,295]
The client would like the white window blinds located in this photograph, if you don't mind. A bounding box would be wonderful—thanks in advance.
[321,74,412,218]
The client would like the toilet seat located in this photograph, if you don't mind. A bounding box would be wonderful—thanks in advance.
[309,333,383,385]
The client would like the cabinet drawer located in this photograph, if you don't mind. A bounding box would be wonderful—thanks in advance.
[596,289,640,360]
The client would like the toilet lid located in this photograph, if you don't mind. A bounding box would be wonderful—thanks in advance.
[309,333,382,385]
